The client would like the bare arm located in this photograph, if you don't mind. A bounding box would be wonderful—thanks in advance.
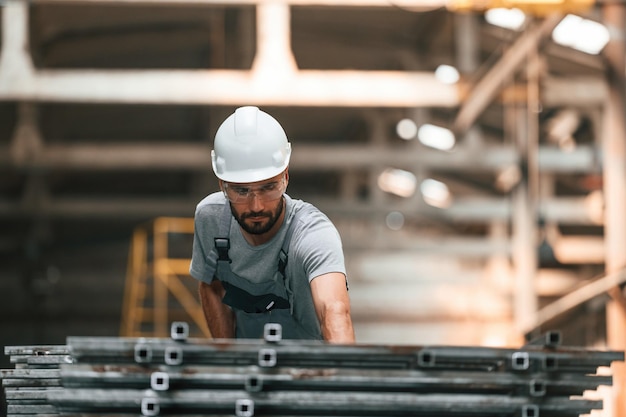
[198,280,235,339]
[310,272,355,344]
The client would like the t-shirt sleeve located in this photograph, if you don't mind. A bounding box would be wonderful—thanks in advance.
[292,209,346,283]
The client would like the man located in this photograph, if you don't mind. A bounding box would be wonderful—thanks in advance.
[190,106,355,343]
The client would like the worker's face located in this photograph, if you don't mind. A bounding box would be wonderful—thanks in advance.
[222,172,288,235]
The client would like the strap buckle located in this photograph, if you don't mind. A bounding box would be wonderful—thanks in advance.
[214,238,231,262]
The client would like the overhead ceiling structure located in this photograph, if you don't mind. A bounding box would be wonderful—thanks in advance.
[0,0,625,373]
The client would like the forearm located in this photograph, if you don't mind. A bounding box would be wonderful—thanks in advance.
[198,280,235,339]
[310,273,355,344]
[320,301,355,344]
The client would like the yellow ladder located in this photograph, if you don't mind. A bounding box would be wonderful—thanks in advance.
[120,217,211,338]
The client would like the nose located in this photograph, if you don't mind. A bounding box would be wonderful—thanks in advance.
[248,192,264,211]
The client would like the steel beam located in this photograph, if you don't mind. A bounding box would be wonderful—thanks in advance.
[0,1,606,107]
[0,195,603,226]
[0,144,602,172]
[452,15,563,135]
[535,268,626,328]
[0,0,457,107]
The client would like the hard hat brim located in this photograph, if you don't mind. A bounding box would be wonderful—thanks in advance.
[212,157,290,184]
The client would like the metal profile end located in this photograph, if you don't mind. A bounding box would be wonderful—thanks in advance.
[545,331,562,347]
[245,375,263,392]
[134,343,153,364]
[542,355,558,371]
[511,351,530,370]
[258,348,277,368]
[417,350,436,367]
[235,398,255,417]
[170,321,189,341]
[263,323,283,343]
[529,379,546,397]
[525,331,562,348]
[151,371,170,391]
[164,346,184,366]
[141,397,160,416]
[522,404,539,417]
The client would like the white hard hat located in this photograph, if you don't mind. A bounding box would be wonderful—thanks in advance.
[211,106,291,183]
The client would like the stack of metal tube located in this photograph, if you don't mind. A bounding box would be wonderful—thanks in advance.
[2,322,623,417]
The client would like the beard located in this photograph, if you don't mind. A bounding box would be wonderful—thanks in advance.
[231,196,285,235]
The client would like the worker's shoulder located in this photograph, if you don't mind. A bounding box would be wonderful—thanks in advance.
[290,198,322,217]
[289,198,333,229]
[287,200,342,254]
[194,192,226,217]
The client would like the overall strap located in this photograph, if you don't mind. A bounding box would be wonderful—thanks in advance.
[206,203,234,279]
[277,224,293,276]
[214,203,233,261]
[218,202,233,236]
[278,204,315,276]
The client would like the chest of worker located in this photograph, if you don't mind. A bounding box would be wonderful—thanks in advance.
[220,224,294,286]
[198,194,301,287]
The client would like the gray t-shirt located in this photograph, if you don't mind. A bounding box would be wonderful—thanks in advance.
[190,193,347,339]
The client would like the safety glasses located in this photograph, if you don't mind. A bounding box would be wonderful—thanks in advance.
[223,176,286,203]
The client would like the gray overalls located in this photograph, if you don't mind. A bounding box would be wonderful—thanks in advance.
[211,203,318,340]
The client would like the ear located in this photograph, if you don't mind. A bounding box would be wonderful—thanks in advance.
[284,168,289,185]
[218,179,225,191]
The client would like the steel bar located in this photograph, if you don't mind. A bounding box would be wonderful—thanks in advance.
[45,388,603,417]
[4,347,71,370]
[0,370,61,380]
[6,404,58,415]
[4,346,70,356]
[4,388,63,401]
[2,379,61,388]
[57,363,612,397]
[1,331,622,417]
[66,336,624,372]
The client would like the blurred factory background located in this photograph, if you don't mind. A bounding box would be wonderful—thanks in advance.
[1,0,626,409]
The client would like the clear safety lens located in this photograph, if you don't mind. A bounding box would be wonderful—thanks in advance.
[223,177,286,203]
